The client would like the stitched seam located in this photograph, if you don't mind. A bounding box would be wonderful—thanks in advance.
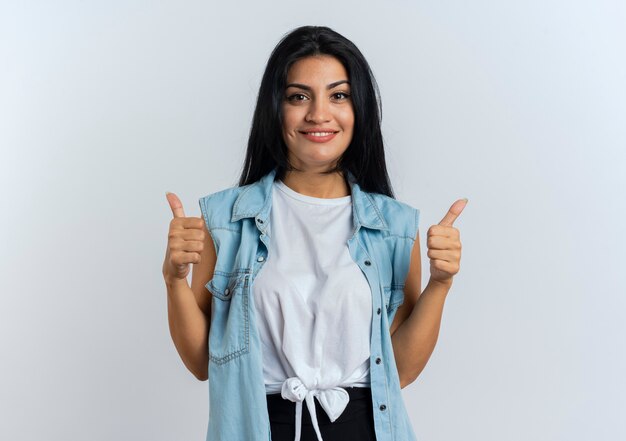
[383,285,405,311]
[364,192,388,229]
[232,184,253,218]
[208,274,251,363]
[209,274,244,300]
[384,234,415,240]
[199,197,210,229]
[209,347,247,364]
[210,227,242,234]
[244,274,250,358]
[213,269,249,277]
[233,178,272,219]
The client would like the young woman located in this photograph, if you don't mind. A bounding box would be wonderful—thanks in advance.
[163,25,466,441]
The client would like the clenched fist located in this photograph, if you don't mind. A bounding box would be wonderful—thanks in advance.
[162,192,206,284]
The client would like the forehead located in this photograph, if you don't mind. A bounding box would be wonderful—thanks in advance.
[286,55,349,83]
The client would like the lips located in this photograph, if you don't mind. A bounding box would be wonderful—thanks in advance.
[299,130,339,136]
[299,130,339,143]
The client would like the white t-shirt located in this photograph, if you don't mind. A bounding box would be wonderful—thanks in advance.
[252,178,373,438]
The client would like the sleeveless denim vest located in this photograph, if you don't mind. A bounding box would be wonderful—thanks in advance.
[198,167,420,441]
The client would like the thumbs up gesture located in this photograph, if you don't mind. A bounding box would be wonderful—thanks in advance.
[427,198,467,285]
[162,192,206,284]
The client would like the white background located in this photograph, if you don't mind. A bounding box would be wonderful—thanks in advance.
[1,1,625,440]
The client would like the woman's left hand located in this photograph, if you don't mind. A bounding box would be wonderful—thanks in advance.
[427,198,468,285]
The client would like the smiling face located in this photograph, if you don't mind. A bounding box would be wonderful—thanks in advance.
[281,55,354,172]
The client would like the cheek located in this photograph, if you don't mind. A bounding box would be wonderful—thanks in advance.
[282,108,300,134]
[341,110,355,132]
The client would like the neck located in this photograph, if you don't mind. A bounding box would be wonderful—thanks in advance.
[280,168,350,199]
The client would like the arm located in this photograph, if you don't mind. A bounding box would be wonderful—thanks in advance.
[390,231,452,388]
[165,217,216,381]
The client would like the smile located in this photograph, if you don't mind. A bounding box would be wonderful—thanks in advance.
[302,132,336,136]
[299,131,339,143]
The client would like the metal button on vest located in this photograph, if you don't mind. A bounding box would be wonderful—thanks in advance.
[377,307,381,315]
[375,357,382,364]
[364,260,371,266]
[379,404,387,411]
[257,255,265,262]
[224,288,230,296]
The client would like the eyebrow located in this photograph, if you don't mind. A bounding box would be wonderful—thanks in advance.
[285,80,350,90]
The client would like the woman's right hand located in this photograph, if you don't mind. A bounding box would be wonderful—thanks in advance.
[163,192,206,284]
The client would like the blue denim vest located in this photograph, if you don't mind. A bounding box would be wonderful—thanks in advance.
[198,167,420,441]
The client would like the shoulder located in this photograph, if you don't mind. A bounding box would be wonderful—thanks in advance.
[199,183,247,206]
[368,192,420,241]
[198,183,252,230]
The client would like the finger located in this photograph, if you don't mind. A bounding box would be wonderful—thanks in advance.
[175,217,205,230]
[430,259,458,274]
[169,238,204,253]
[427,248,457,262]
[166,192,186,218]
[427,235,461,250]
[177,227,206,241]
[171,250,201,265]
[427,225,459,238]
[438,198,468,227]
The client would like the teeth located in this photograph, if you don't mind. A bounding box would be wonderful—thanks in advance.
[306,132,335,136]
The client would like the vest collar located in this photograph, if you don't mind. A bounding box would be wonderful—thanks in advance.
[231,166,389,231]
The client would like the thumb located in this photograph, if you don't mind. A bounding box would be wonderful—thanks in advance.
[166,192,186,218]
[438,198,468,227]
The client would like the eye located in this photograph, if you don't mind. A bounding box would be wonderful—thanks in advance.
[286,93,308,102]
[332,92,351,101]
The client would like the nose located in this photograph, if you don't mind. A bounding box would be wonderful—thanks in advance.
[305,97,331,124]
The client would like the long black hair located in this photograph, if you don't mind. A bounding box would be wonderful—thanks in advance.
[237,25,395,198]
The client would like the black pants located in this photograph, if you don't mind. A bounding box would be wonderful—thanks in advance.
[267,386,377,441]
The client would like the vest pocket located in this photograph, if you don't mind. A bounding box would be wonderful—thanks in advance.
[205,270,250,364]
